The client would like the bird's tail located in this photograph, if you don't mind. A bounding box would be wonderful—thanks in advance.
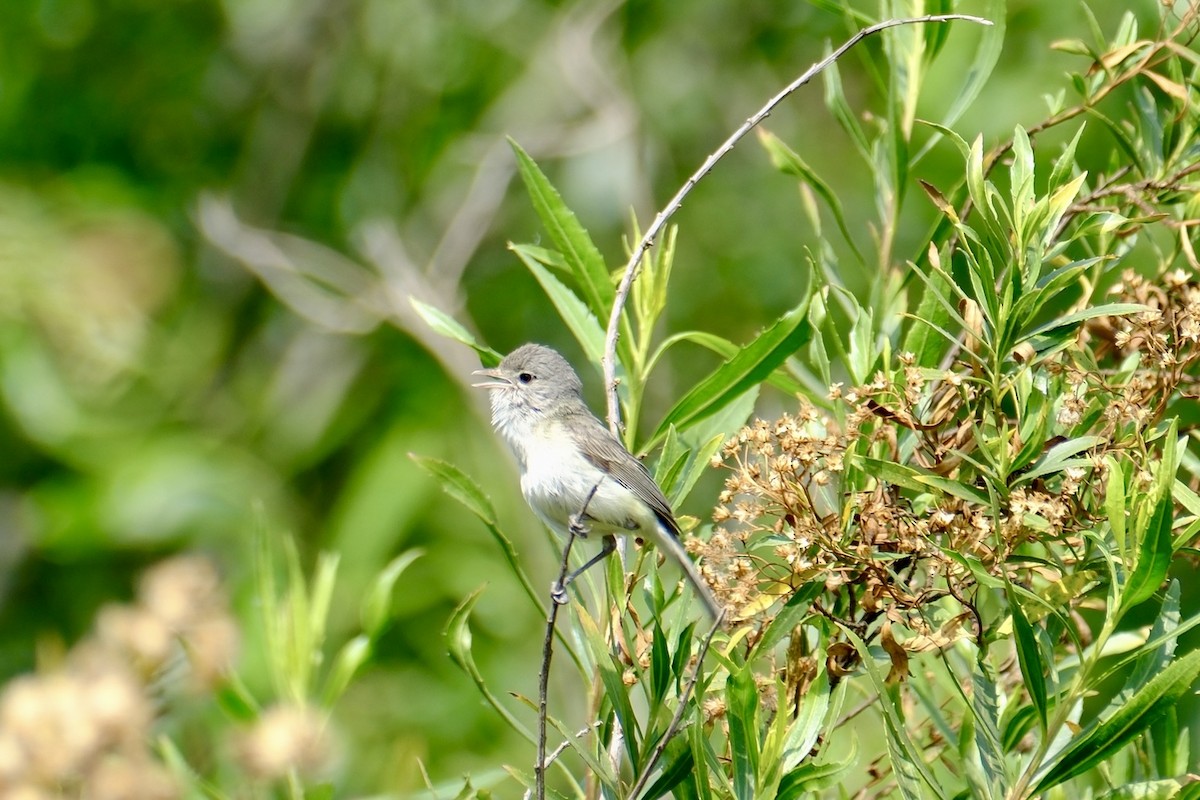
[653,522,724,620]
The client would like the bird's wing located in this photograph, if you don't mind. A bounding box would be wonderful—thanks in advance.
[573,416,680,535]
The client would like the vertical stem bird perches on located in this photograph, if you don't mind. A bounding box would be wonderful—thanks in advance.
[600,13,992,435]
[535,482,600,800]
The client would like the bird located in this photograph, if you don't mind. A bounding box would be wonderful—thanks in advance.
[473,343,722,618]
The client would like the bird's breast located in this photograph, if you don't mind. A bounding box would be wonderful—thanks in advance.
[518,422,655,537]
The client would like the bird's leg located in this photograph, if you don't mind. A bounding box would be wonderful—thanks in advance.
[552,534,617,605]
[550,480,605,606]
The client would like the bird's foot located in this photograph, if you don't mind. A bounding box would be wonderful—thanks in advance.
[551,582,570,606]
[568,514,591,538]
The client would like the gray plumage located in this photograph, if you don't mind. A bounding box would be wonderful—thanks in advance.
[473,343,721,618]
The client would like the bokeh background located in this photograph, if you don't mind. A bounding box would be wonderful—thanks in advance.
[0,0,1173,793]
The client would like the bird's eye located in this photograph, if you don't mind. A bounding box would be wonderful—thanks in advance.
[518,372,534,384]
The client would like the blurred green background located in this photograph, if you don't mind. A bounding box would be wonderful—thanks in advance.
[0,0,1170,793]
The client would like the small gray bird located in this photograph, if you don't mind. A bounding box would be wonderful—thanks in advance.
[473,343,722,618]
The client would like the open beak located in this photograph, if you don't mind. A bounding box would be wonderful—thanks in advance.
[471,368,511,390]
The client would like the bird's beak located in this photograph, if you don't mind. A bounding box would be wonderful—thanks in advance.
[471,368,510,390]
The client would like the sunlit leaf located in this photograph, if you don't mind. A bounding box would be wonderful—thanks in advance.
[511,244,606,366]
[410,298,501,365]
[1033,649,1200,793]
[650,298,812,444]
[1009,591,1048,730]
[509,139,612,317]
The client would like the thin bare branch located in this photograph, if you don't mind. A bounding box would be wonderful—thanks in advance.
[600,13,993,434]
[536,482,602,800]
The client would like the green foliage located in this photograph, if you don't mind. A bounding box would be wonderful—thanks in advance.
[3,0,1200,798]
[417,2,1200,798]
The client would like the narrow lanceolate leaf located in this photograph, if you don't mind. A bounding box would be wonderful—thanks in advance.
[1018,303,1152,342]
[639,740,695,800]
[361,550,423,638]
[726,662,761,800]
[1012,435,1105,486]
[509,139,613,317]
[511,244,606,366]
[759,129,864,265]
[1009,591,1048,730]
[410,455,548,621]
[410,298,502,365]
[650,297,812,444]
[856,457,989,505]
[1121,427,1177,615]
[841,628,948,800]
[776,738,858,799]
[1032,649,1200,794]
[445,587,534,741]
[411,454,497,524]
[576,606,641,766]
[1120,491,1174,615]
[1106,456,1128,555]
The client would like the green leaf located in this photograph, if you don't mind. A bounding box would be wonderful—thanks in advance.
[511,244,606,366]
[647,331,805,399]
[361,550,423,638]
[759,129,864,265]
[856,456,989,505]
[650,298,812,444]
[970,662,1009,790]
[1121,427,1177,614]
[1124,581,1181,701]
[822,58,870,161]
[1010,126,1035,226]
[750,581,823,660]
[410,298,501,365]
[668,433,726,509]
[411,454,496,523]
[1009,590,1048,730]
[1018,303,1152,342]
[1121,488,1174,614]
[654,425,691,499]
[322,634,371,706]
[1012,435,1105,486]
[445,587,535,741]
[577,605,641,765]
[781,666,830,771]
[640,740,695,800]
[1095,780,1183,800]
[776,738,858,799]
[509,139,613,317]
[410,455,550,621]
[650,622,671,707]
[1010,256,1106,332]
[914,0,1005,163]
[1033,649,1200,794]
[726,660,760,799]
[841,628,948,800]
[1107,456,1129,555]
[901,253,953,368]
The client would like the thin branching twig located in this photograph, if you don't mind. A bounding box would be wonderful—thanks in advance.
[600,13,992,434]
[627,608,726,799]
[525,723,603,800]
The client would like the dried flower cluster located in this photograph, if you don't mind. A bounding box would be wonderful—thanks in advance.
[0,555,238,798]
[235,704,337,782]
[694,357,1121,674]
[1089,267,1200,412]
